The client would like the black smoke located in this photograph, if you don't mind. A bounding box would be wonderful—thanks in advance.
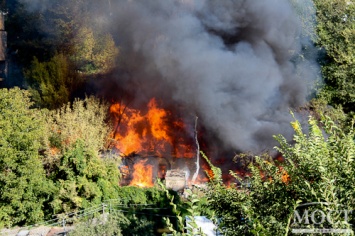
[19,0,319,152]
[108,0,319,152]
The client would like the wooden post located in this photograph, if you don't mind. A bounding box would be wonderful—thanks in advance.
[102,203,106,214]
[62,218,66,236]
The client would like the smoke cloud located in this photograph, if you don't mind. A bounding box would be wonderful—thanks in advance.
[108,0,319,152]
[19,0,319,152]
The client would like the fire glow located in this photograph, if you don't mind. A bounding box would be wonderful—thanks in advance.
[110,98,195,157]
[130,160,154,188]
[110,98,202,187]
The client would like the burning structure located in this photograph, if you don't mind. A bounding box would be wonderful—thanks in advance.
[111,97,213,188]
[18,0,319,187]
[103,0,319,187]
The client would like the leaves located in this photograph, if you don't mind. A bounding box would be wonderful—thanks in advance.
[71,27,119,74]
[0,88,53,227]
[24,54,82,109]
[44,98,120,214]
[45,96,111,156]
[207,114,355,235]
[315,0,355,112]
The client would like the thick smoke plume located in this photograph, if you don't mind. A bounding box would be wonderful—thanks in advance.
[20,0,319,152]
[109,0,319,152]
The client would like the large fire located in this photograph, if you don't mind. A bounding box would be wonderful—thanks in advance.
[110,98,202,187]
[110,98,195,157]
[129,160,154,187]
[109,97,257,188]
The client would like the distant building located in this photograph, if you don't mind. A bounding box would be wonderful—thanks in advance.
[0,11,6,82]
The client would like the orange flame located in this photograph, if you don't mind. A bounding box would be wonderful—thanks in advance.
[129,160,154,187]
[110,98,194,157]
[147,99,171,142]
[110,98,199,187]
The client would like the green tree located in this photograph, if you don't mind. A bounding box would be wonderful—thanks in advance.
[44,96,110,155]
[207,114,355,235]
[45,0,96,53]
[50,140,120,213]
[24,54,82,109]
[72,27,119,74]
[92,33,119,73]
[71,27,96,71]
[44,97,120,214]
[7,0,119,89]
[0,88,53,228]
[40,0,119,75]
[314,0,355,112]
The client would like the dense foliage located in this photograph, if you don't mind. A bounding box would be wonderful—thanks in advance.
[314,0,355,112]
[6,0,119,107]
[71,27,119,74]
[43,97,121,214]
[0,89,123,227]
[44,96,111,156]
[24,54,82,109]
[0,88,53,227]
[206,114,355,235]
[68,186,180,236]
[68,211,127,236]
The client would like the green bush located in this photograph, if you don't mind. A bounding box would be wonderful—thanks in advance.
[24,54,83,109]
[43,97,120,214]
[207,114,355,235]
[0,88,54,228]
[314,0,355,112]
[69,210,129,236]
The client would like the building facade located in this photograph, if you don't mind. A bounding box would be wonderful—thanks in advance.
[0,11,6,81]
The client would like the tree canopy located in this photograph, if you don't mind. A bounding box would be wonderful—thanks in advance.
[43,97,120,213]
[206,114,355,235]
[24,54,82,109]
[0,88,53,227]
[314,0,355,112]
